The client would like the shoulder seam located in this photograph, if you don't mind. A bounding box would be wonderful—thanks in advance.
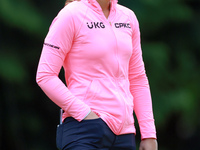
[74,3,89,38]
[116,5,135,35]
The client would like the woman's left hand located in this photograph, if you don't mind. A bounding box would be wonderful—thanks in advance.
[139,139,158,150]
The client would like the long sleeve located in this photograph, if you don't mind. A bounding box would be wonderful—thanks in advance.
[36,7,90,121]
[129,13,157,139]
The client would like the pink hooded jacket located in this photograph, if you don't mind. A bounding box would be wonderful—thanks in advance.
[36,0,156,139]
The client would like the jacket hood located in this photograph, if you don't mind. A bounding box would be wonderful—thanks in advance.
[88,0,118,4]
[83,0,118,12]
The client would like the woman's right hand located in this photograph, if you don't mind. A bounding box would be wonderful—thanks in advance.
[84,111,99,120]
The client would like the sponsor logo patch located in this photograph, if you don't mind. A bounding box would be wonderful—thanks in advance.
[87,22,106,29]
[115,23,131,28]
[44,43,60,49]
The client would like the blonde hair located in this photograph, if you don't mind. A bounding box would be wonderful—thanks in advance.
[65,0,80,6]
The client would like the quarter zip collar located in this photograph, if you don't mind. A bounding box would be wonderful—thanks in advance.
[82,0,118,15]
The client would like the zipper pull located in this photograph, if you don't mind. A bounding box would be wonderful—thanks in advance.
[109,21,112,26]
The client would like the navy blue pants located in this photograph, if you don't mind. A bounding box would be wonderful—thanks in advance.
[56,117,136,150]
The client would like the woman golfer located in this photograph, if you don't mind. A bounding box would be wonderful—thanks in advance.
[36,0,158,149]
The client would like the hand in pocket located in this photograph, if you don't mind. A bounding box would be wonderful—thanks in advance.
[84,111,99,120]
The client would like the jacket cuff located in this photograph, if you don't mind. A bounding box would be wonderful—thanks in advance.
[139,119,157,140]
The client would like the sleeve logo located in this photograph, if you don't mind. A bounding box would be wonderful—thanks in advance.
[44,43,60,49]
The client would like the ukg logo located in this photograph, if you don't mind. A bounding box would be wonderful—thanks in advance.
[87,22,105,29]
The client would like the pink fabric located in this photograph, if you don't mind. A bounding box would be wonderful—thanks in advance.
[36,0,156,139]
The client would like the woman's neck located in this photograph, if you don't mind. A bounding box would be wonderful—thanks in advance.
[96,0,111,18]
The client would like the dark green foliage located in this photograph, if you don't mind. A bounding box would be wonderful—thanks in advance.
[0,0,200,149]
